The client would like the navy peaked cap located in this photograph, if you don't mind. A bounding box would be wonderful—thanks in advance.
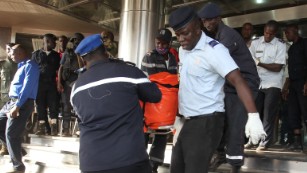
[75,34,103,56]
[198,2,221,19]
[169,6,198,31]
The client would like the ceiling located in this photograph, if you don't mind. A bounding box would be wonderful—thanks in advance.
[1,0,307,35]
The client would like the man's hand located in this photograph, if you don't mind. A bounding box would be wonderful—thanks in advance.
[8,106,20,118]
[282,89,289,101]
[57,82,64,93]
[245,112,266,144]
[255,58,260,66]
[172,116,185,146]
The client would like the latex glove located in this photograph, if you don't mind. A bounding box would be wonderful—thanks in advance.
[172,116,185,146]
[255,58,260,65]
[245,113,266,144]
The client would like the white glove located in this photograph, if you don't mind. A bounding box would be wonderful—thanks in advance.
[245,113,266,145]
[255,58,260,65]
[172,116,185,146]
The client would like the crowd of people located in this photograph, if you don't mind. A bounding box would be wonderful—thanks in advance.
[0,2,306,173]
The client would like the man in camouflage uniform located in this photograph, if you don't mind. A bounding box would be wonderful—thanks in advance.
[57,33,84,136]
[0,43,17,155]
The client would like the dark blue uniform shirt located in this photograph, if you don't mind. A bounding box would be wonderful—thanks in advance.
[70,60,161,172]
[288,37,307,81]
[214,22,260,93]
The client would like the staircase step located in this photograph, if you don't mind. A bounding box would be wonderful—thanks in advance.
[0,155,80,173]
[22,144,79,165]
[29,134,79,152]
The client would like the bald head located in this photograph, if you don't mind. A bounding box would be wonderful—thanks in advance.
[11,44,28,63]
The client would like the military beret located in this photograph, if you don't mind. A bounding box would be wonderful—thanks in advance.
[156,28,172,42]
[75,34,103,57]
[198,3,221,19]
[169,6,198,31]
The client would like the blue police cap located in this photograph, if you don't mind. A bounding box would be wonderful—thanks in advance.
[75,34,103,56]
[198,3,221,19]
[169,6,198,31]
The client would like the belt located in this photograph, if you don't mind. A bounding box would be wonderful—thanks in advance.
[10,97,18,102]
[178,112,224,120]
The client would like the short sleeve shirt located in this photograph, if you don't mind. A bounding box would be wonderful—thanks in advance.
[179,32,238,117]
[249,36,287,89]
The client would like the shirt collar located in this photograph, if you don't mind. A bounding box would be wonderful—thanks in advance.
[89,59,110,69]
[191,32,207,51]
[18,58,30,68]
[261,36,277,44]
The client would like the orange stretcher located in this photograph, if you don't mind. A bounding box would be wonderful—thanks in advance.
[143,72,179,132]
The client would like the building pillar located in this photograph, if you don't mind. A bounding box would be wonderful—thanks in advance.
[118,0,165,67]
[0,27,12,60]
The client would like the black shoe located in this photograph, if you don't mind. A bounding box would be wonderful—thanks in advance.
[287,135,303,152]
[35,123,46,135]
[209,152,226,171]
[230,166,241,173]
[21,148,27,156]
[61,128,71,137]
[50,124,58,136]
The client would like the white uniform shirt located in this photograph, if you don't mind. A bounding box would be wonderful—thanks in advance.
[178,32,238,117]
[249,36,287,89]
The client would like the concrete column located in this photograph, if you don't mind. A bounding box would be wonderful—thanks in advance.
[0,27,12,60]
[118,0,165,67]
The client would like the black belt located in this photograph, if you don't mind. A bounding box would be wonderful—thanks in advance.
[178,112,224,120]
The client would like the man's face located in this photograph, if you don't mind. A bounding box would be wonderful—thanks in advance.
[59,37,68,50]
[43,37,56,51]
[263,26,276,43]
[155,38,170,54]
[73,38,82,48]
[6,45,12,57]
[241,24,253,39]
[11,48,22,63]
[201,17,220,33]
[175,20,201,51]
[284,27,296,42]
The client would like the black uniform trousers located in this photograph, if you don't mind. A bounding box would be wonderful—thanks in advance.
[145,131,168,168]
[256,87,281,147]
[61,82,73,129]
[216,92,257,166]
[170,113,224,173]
[0,99,34,171]
[82,160,151,173]
[36,82,59,121]
[288,79,307,130]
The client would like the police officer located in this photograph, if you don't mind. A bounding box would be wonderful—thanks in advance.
[198,3,260,172]
[0,43,18,156]
[0,43,18,108]
[168,6,265,173]
[71,34,162,173]
[283,24,307,151]
[57,33,84,136]
[248,20,287,151]
[0,44,40,173]
[141,28,178,173]
[32,33,61,136]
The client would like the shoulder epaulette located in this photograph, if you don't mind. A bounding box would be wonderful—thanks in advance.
[252,37,260,40]
[208,40,219,48]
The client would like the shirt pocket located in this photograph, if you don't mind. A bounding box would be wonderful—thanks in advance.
[187,65,204,77]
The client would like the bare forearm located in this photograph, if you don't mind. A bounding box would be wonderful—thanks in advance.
[258,62,283,72]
